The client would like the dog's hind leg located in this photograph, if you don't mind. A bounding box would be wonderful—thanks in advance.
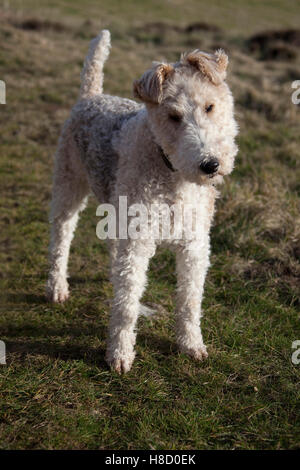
[46,126,90,303]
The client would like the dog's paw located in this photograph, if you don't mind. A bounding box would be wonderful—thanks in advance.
[105,350,135,374]
[180,344,208,361]
[46,277,69,303]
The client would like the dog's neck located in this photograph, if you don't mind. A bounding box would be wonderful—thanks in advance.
[141,110,177,173]
[158,146,177,173]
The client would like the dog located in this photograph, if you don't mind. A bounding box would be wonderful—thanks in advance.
[46,30,238,373]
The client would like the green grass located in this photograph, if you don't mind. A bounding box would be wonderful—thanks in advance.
[0,0,300,450]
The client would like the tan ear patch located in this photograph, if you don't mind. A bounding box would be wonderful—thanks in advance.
[181,49,228,85]
[133,63,174,103]
[215,49,228,76]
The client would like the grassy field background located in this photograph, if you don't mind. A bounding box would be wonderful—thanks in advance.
[0,0,299,449]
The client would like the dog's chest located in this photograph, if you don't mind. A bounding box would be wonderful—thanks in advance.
[126,180,215,244]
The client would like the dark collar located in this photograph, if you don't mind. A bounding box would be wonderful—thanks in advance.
[159,147,177,172]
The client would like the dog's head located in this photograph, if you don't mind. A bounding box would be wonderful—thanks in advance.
[133,49,238,184]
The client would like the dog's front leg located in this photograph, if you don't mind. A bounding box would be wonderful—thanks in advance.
[175,238,210,361]
[106,238,155,373]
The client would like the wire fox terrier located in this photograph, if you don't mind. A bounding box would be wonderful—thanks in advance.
[46,30,238,373]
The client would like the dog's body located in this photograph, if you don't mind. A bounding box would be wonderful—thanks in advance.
[47,30,238,373]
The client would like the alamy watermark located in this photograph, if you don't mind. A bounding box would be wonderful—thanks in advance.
[291,80,300,105]
[96,196,204,241]
[0,341,6,365]
[291,340,300,365]
[0,80,6,104]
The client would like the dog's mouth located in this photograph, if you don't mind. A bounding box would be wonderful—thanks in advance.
[208,169,225,178]
[160,149,226,181]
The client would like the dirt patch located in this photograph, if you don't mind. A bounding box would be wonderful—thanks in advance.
[139,22,182,34]
[133,21,221,44]
[137,21,221,34]
[185,22,221,33]
[237,89,278,120]
[249,29,300,49]
[13,17,68,33]
[248,29,300,61]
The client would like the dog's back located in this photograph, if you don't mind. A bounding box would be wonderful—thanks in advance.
[56,29,141,201]
[69,94,141,200]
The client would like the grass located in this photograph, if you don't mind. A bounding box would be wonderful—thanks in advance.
[0,0,300,450]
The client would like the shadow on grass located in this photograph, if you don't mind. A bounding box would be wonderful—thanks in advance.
[4,317,180,372]
[138,331,174,357]
[69,274,109,285]
[4,293,47,305]
[2,274,184,371]
[6,336,107,369]
[3,274,108,305]
[3,286,108,367]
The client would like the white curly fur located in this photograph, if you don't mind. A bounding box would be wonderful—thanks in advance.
[46,30,238,373]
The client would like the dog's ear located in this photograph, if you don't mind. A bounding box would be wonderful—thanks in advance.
[181,49,228,85]
[214,49,228,78]
[133,63,174,104]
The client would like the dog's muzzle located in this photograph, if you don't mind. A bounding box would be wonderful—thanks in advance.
[199,158,219,175]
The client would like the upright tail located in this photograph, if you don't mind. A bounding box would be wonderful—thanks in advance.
[80,29,111,99]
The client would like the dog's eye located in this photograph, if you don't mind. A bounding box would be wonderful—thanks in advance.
[169,113,182,123]
[205,104,214,113]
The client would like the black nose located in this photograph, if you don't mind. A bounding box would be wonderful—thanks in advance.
[199,158,219,174]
